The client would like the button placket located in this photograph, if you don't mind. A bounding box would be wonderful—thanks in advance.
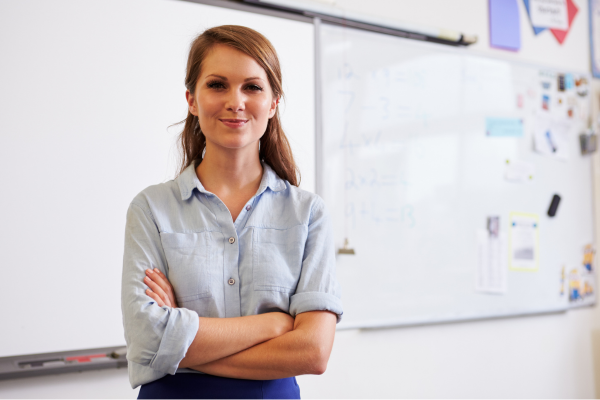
[205,192,241,317]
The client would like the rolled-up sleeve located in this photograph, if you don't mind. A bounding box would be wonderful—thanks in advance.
[121,200,199,387]
[289,198,343,322]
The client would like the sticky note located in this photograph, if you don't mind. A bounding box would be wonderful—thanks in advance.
[489,0,521,51]
[486,117,524,137]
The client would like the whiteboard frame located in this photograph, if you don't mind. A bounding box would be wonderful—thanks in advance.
[344,306,568,331]
[314,20,596,331]
[314,17,324,196]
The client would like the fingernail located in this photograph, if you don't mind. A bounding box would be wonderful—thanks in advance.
[144,276,149,282]
[154,268,159,273]
[147,269,153,274]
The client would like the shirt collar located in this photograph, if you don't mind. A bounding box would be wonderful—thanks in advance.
[176,160,287,201]
[258,162,287,195]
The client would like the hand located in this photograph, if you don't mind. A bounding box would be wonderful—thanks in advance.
[143,268,179,308]
[267,312,295,337]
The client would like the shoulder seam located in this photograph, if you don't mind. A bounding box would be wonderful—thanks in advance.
[130,201,159,229]
[308,196,325,222]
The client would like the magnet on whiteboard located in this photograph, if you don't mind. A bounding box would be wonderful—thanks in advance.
[547,194,561,217]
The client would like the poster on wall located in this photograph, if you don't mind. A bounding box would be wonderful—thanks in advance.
[566,244,596,308]
[524,0,578,44]
[590,0,600,77]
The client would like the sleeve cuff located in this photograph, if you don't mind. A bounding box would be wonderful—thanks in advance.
[289,292,343,323]
[148,307,199,374]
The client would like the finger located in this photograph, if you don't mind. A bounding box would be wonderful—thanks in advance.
[153,269,172,289]
[146,269,172,294]
[145,269,178,308]
[147,269,176,301]
[146,289,165,307]
[146,269,173,295]
[155,269,179,308]
[144,276,171,307]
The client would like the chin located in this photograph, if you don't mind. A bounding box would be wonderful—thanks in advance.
[216,139,259,151]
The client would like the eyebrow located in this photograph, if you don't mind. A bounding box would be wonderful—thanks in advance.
[205,74,263,82]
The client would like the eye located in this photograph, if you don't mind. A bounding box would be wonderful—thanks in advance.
[207,80,226,89]
[245,84,263,92]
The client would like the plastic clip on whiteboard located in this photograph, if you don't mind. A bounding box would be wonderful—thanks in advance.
[487,216,500,238]
[338,238,355,255]
[579,129,597,155]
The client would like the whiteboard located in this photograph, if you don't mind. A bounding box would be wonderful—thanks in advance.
[318,23,594,329]
[0,0,314,358]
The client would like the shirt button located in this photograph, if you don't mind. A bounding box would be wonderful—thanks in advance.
[246,205,252,211]
[228,278,235,285]
[229,237,235,244]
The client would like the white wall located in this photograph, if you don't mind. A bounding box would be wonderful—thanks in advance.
[1,0,598,398]
[320,0,590,72]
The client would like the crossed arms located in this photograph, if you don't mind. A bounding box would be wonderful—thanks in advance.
[143,268,337,380]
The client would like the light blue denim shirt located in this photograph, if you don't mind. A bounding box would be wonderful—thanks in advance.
[121,160,343,388]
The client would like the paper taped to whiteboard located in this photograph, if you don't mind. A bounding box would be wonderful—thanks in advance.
[509,212,540,271]
[505,159,535,182]
[486,117,524,137]
[476,229,507,293]
[533,115,570,160]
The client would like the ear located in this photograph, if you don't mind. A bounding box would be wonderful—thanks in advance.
[186,90,198,116]
[268,96,279,119]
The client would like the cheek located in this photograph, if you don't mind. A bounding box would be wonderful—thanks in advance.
[197,93,221,117]
[249,96,274,119]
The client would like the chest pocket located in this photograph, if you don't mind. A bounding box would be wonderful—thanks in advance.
[252,225,308,293]
[160,232,217,306]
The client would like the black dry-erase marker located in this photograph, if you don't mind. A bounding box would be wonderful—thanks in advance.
[547,194,561,217]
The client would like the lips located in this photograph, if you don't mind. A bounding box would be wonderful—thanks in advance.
[219,119,248,128]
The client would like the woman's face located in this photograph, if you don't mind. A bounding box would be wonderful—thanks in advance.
[187,44,278,155]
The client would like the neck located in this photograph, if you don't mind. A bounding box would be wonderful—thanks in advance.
[195,142,263,195]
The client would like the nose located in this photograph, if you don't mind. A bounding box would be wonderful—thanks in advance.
[225,89,245,113]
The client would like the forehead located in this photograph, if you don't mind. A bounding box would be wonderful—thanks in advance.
[200,44,267,80]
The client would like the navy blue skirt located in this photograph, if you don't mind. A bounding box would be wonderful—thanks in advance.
[138,373,300,399]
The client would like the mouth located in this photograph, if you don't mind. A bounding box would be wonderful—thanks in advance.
[219,119,248,128]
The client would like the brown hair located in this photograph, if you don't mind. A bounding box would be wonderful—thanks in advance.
[176,25,300,186]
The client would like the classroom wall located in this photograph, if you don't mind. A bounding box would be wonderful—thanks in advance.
[1,0,598,398]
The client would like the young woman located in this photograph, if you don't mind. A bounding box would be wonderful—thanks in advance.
[121,25,343,399]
